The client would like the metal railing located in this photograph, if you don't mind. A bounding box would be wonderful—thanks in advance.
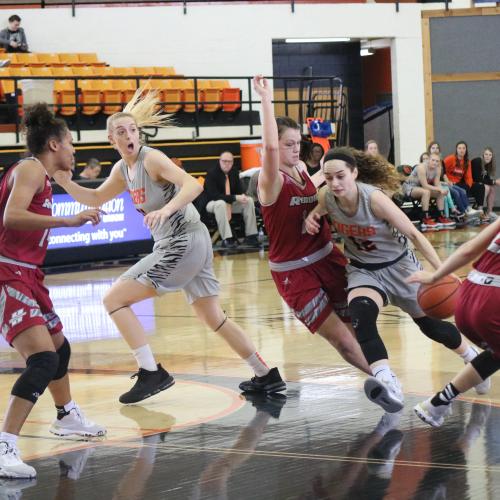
[0,75,346,145]
[0,0,451,16]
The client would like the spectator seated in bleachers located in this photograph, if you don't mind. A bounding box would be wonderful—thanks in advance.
[204,151,259,248]
[401,152,455,231]
[0,14,28,53]
[76,157,102,180]
[444,140,489,223]
[471,147,498,221]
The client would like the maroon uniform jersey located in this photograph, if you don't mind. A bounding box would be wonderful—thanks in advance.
[0,160,52,266]
[474,231,500,276]
[260,169,331,263]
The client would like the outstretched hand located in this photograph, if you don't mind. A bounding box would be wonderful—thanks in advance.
[253,75,272,100]
[68,208,103,227]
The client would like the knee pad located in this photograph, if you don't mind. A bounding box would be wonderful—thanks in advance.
[11,351,59,403]
[53,337,71,380]
[413,316,462,350]
[349,296,387,364]
[471,349,500,380]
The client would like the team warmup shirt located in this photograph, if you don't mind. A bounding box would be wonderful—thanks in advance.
[0,158,52,266]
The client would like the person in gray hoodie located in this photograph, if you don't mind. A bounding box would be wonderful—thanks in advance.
[0,15,29,53]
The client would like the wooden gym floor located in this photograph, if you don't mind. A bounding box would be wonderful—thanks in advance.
[1,226,499,499]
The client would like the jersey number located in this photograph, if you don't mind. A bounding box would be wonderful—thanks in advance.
[349,236,377,252]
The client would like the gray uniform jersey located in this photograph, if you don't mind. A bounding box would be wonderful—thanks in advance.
[119,146,202,242]
[324,182,408,265]
[402,164,438,197]
[324,182,424,317]
[118,146,219,303]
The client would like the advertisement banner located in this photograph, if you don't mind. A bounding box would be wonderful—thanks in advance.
[48,192,151,250]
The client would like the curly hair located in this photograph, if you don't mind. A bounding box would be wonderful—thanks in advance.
[324,146,401,193]
[22,103,68,155]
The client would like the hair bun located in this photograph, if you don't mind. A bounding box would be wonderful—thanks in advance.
[23,103,55,129]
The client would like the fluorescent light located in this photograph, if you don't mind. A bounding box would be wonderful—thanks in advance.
[285,37,351,43]
[360,48,374,56]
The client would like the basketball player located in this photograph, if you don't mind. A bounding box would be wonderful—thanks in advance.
[305,147,490,413]
[0,104,106,479]
[410,217,500,427]
[53,89,285,404]
[252,75,370,377]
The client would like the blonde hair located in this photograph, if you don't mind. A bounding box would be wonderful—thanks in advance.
[106,87,170,134]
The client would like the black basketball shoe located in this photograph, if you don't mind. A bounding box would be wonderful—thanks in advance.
[119,364,175,404]
[238,367,286,393]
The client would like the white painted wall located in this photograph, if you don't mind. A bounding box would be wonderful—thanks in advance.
[0,2,448,163]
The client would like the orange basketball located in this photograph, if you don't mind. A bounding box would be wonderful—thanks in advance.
[417,275,461,319]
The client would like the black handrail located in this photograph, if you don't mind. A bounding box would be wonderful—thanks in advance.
[0,74,344,144]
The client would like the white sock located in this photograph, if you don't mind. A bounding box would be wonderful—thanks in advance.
[245,352,270,377]
[64,400,77,412]
[133,345,158,371]
[460,346,477,363]
[372,364,392,380]
[0,432,18,446]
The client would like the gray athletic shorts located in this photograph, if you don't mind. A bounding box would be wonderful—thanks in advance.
[120,225,220,304]
[346,251,424,317]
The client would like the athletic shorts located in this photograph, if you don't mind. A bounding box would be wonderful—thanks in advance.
[121,225,220,304]
[0,262,63,344]
[346,251,424,317]
[271,248,349,333]
[455,280,500,358]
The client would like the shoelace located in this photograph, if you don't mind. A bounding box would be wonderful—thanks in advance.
[70,406,94,427]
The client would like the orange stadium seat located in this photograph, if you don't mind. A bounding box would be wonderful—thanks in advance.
[71,66,95,78]
[154,67,176,76]
[50,66,75,78]
[112,67,135,77]
[54,80,77,116]
[30,67,53,78]
[58,53,81,66]
[77,53,105,66]
[8,53,43,67]
[163,79,192,113]
[0,68,14,95]
[132,67,156,77]
[97,79,122,114]
[220,80,241,112]
[37,53,61,66]
[183,80,205,113]
[113,79,138,103]
[92,66,114,77]
[78,80,101,115]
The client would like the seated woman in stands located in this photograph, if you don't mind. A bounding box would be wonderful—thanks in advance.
[428,141,479,219]
[472,147,498,221]
[402,152,454,231]
[444,141,489,223]
[304,143,324,177]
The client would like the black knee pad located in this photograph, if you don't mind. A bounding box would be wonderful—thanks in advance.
[471,350,500,380]
[349,296,387,364]
[413,316,462,350]
[53,337,71,380]
[11,351,59,403]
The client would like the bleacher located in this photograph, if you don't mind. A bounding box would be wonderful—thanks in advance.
[0,52,242,118]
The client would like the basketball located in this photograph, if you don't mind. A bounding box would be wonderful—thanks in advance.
[417,275,461,319]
